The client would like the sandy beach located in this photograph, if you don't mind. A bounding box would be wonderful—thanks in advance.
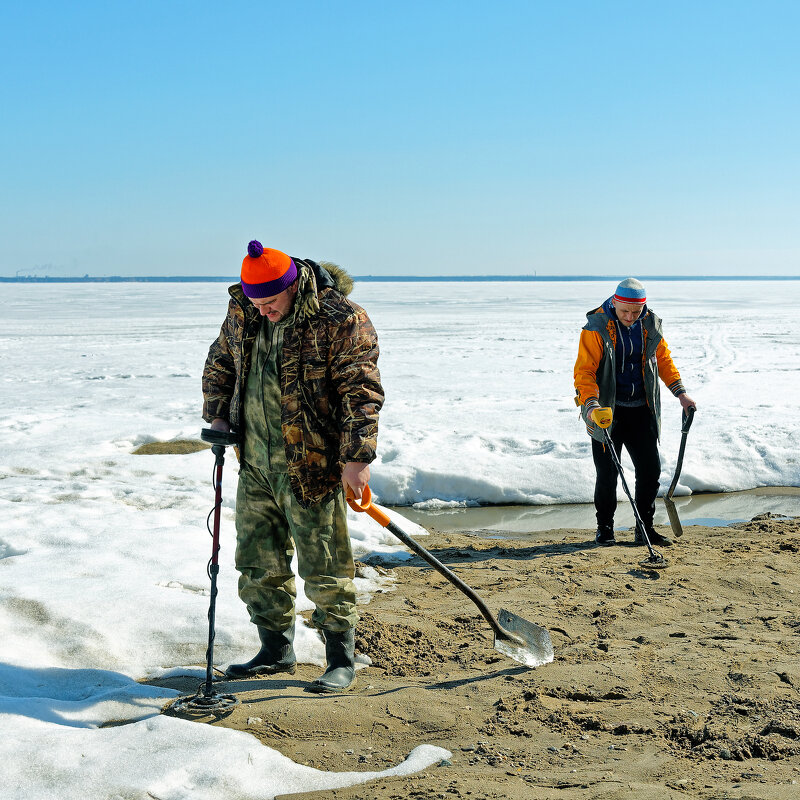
[159,514,800,800]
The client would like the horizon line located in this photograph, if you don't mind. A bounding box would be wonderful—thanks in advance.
[2,274,798,283]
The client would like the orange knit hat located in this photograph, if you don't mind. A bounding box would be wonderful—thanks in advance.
[240,240,298,298]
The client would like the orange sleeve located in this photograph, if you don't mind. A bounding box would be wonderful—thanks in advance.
[574,329,604,405]
[655,337,683,393]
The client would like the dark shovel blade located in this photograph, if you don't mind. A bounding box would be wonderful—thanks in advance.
[495,608,554,667]
[664,495,684,538]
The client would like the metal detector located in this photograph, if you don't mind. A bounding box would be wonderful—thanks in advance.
[601,428,668,569]
[170,428,241,713]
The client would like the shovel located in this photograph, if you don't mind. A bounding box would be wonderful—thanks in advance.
[346,485,554,668]
[664,406,696,538]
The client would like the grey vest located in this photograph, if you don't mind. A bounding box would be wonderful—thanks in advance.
[581,307,665,442]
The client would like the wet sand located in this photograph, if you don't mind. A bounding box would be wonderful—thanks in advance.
[160,514,800,799]
[397,487,800,535]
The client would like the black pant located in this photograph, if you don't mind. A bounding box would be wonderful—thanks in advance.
[591,405,661,529]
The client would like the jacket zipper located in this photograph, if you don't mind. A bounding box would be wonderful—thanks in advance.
[233,294,256,431]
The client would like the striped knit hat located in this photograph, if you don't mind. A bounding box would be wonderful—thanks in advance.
[240,240,298,299]
[613,277,646,305]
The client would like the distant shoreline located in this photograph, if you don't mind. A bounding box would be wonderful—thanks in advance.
[2,275,798,283]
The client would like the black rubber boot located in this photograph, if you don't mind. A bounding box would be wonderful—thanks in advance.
[595,524,616,546]
[634,527,673,547]
[225,625,296,679]
[309,628,356,693]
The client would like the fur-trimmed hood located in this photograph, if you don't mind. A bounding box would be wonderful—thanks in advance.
[317,260,354,296]
[293,259,354,320]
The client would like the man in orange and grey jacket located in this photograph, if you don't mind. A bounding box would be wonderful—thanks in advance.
[574,278,696,547]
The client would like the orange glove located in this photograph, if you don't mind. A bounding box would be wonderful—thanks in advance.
[590,407,613,428]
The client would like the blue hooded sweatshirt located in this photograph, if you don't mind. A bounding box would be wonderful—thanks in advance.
[602,297,647,406]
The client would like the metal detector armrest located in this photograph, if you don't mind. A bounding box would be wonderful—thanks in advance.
[201,428,241,447]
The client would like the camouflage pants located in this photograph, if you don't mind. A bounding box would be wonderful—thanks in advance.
[234,461,357,634]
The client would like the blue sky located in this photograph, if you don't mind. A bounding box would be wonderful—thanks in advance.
[2,1,798,277]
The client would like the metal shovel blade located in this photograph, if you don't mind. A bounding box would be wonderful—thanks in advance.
[495,609,554,668]
[664,498,684,539]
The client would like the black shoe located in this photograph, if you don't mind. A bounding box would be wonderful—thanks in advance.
[309,628,356,693]
[634,527,673,547]
[225,626,296,679]
[595,525,616,546]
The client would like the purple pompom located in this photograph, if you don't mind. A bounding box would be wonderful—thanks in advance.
[247,240,264,258]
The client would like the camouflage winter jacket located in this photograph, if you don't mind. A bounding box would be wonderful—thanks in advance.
[202,259,383,507]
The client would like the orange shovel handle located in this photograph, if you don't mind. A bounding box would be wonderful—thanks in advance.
[346,484,391,527]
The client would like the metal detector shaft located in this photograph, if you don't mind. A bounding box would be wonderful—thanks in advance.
[601,428,662,562]
[169,429,241,714]
[664,406,696,538]
[198,428,240,700]
[202,444,225,698]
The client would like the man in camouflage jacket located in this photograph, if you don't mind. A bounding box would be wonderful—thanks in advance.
[202,242,383,692]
